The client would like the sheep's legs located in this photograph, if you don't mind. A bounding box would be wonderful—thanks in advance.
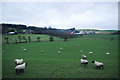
[101,65,104,69]
[15,69,19,74]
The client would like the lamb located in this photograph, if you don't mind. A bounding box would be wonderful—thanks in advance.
[92,61,104,69]
[15,59,24,65]
[80,59,88,66]
[82,55,87,59]
[15,63,27,74]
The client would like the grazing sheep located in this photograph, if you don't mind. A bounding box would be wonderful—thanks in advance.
[59,48,63,51]
[21,47,26,51]
[82,55,87,59]
[80,59,88,66]
[23,48,26,51]
[41,51,44,53]
[15,59,24,65]
[15,63,27,74]
[92,61,104,69]
[106,52,110,54]
[80,50,83,53]
[58,51,61,54]
[89,52,93,54]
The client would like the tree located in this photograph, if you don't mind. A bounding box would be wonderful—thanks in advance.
[111,37,113,41]
[37,37,40,42]
[4,37,9,44]
[28,36,31,42]
[64,37,68,42]
[49,36,54,41]
[23,36,27,43]
[18,35,22,43]
[14,39,18,44]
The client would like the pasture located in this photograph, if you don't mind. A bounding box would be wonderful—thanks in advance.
[2,34,119,78]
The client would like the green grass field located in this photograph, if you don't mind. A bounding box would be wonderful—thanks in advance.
[2,34,119,78]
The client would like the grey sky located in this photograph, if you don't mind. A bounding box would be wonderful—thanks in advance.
[1,2,118,30]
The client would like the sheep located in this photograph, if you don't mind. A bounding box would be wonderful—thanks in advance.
[92,61,104,69]
[106,52,110,54]
[59,48,63,51]
[89,52,93,54]
[15,63,27,74]
[58,51,61,54]
[23,48,26,51]
[15,59,24,65]
[21,47,26,51]
[41,51,44,53]
[80,50,83,53]
[82,55,87,59]
[80,59,88,66]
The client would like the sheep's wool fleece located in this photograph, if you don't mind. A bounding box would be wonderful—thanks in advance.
[15,63,25,69]
[81,59,88,63]
[95,61,103,66]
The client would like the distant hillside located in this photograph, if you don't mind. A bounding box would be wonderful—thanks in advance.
[1,23,119,35]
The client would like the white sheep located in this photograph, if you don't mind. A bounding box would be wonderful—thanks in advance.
[58,51,61,54]
[23,48,26,51]
[89,52,93,54]
[82,55,87,59]
[92,61,104,69]
[15,59,24,65]
[80,59,88,66]
[41,51,44,53]
[106,52,110,54]
[80,50,83,53]
[15,63,27,74]
[59,48,63,51]
[21,47,26,51]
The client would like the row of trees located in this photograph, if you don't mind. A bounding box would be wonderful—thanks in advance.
[4,36,68,44]
[2,23,80,39]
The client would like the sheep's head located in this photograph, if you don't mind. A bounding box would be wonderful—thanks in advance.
[92,61,95,63]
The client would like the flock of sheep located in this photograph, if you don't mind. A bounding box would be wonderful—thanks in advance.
[77,43,104,69]
[80,54,104,69]
[40,44,106,70]
[3,43,110,75]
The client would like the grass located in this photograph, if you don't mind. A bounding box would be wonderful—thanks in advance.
[2,34,119,78]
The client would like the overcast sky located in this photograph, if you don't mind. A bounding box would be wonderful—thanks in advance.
[1,2,118,30]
